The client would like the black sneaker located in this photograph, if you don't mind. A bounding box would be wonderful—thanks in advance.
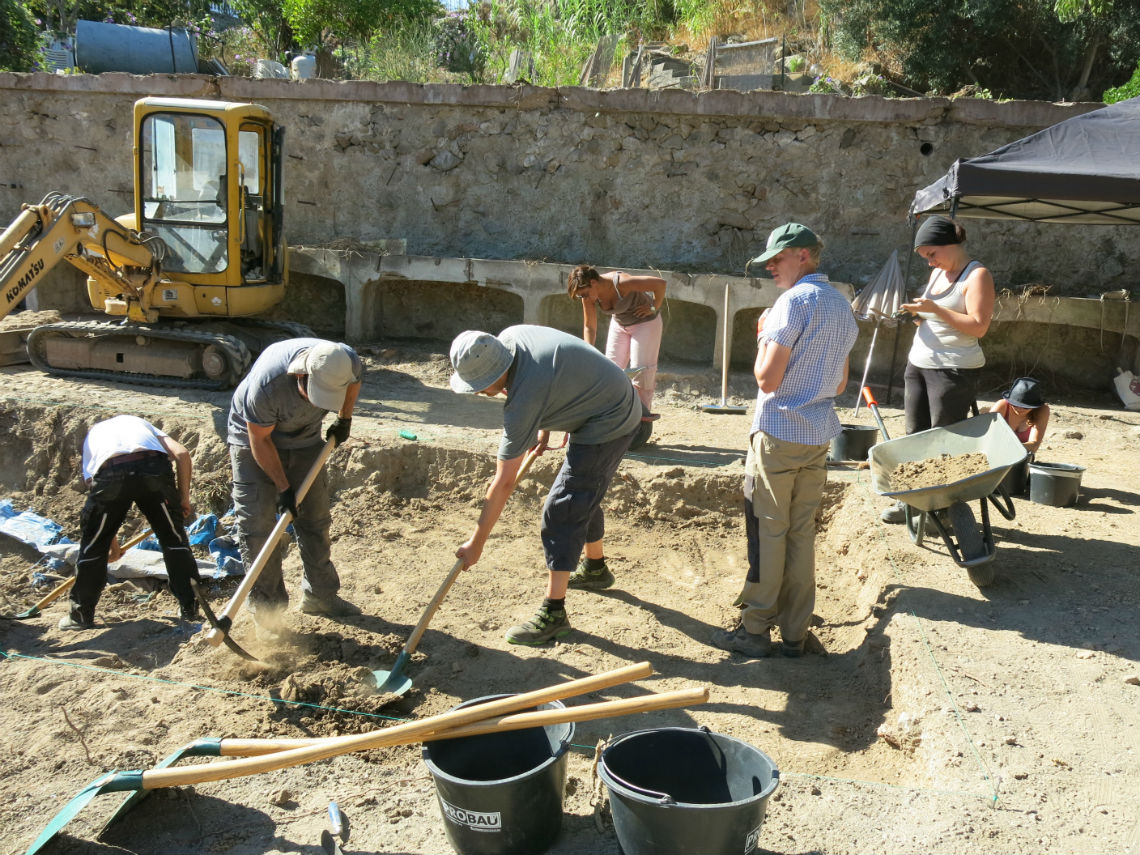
[567,559,615,591]
[505,607,572,646]
[179,601,200,622]
[711,626,773,658]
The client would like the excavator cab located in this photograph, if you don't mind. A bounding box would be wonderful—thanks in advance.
[94,97,287,320]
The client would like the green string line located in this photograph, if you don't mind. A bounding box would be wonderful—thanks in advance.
[0,395,734,469]
[862,473,1002,808]
[0,648,409,723]
[0,430,997,806]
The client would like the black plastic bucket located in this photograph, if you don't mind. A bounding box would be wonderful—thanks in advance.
[829,424,880,461]
[597,727,779,855]
[1000,457,1030,496]
[422,695,573,855]
[1029,461,1086,507]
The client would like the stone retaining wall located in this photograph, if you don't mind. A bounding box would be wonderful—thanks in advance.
[1,73,1135,293]
[1,73,1136,386]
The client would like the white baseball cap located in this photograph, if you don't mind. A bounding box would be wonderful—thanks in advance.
[288,342,356,412]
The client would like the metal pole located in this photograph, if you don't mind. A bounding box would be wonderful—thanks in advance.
[853,321,880,416]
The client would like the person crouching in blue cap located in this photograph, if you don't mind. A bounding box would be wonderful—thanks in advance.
[990,376,1050,456]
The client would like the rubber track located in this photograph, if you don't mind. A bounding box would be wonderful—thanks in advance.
[26,321,251,390]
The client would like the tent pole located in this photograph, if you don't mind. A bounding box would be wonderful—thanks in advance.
[886,217,920,406]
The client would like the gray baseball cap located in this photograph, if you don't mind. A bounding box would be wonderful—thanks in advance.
[449,330,514,394]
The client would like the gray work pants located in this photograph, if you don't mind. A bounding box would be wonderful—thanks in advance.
[229,442,340,609]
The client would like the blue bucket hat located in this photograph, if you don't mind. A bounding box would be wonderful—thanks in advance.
[449,331,515,394]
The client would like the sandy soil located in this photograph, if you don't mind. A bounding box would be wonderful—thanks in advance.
[1,343,1138,855]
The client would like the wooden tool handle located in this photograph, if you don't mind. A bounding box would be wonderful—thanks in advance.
[155,684,705,787]
[142,661,654,788]
[26,576,76,613]
[118,528,153,552]
[205,438,336,646]
[400,558,464,657]
[23,527,154,615]
[514,445,540,484]
[426,687,709,742]
[205,686,706,763]
[401,446,541,659]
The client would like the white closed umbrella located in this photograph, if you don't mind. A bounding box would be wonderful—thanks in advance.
[851,250,907,415]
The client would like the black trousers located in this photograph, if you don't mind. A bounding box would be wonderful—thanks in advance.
[70,454,199,620]
[903,363,980,435]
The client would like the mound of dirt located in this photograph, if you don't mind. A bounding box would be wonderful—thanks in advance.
[890,451,990,491]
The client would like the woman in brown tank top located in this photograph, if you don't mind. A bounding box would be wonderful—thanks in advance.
[567,264,667,419]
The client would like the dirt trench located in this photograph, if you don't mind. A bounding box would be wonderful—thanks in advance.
[0,354,1137,854]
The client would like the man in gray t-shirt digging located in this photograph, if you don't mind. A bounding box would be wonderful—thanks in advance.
[450,324,641,645]
[228,338,362,626]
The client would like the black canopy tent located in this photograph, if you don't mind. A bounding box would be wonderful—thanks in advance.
[878,97,1140,402]
[911,96,1140,225]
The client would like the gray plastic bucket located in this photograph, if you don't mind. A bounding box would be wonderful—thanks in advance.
[1029,461,1085,507]
[829,424,879,461]
[422,695,573,855]
[598,727,779,855]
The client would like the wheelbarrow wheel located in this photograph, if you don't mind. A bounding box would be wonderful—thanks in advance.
[967,563,995,587]
[946,502,995,586]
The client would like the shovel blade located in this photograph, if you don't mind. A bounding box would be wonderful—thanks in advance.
[369,649,413,696]
[369,668,412,696]
[99,740,223,837]
[24,772,140,855]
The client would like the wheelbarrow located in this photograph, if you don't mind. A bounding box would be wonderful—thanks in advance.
[862,389,1026,587]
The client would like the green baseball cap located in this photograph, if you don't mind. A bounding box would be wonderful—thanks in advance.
[750,223,821,265]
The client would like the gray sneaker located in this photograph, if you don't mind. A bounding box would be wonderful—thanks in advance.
[567,559,615,591]
[711,626,773,658]
[300,592,362,617]
[505,607,572,646]
[58,611,94,631]
[880,501,907,524]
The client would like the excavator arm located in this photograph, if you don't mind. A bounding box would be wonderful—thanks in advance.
[1,192,166,323]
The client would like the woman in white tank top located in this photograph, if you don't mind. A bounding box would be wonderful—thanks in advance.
[882,215,995,523]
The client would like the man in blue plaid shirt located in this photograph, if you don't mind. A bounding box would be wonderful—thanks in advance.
[714,223,858,659]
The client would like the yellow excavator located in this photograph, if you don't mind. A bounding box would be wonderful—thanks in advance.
[0,96,305,388]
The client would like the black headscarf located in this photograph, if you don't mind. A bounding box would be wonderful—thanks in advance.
[914,215,962,248]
